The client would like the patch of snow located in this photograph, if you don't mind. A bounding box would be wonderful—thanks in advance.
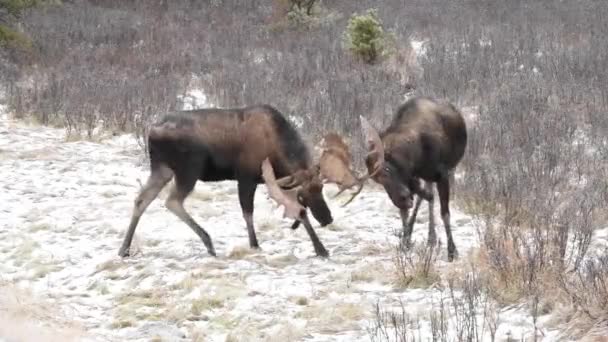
[0,104,7,120]
[0,115,603,341]
[410,38,429,57]
[479,38,492,47]
[177,88,213,110]
[288,115,305,129]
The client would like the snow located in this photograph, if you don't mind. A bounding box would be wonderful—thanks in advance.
[0,109,596,341]
[410,39,429,57]
[177,88,214,110]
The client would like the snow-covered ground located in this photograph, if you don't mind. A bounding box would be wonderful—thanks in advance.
[1,108,602,341]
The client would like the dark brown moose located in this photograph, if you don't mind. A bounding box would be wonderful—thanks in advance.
[118,104,353,258]
[350,97,468,261]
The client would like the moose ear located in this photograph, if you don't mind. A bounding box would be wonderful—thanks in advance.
[359,115,382,152]
[360,115,385,178]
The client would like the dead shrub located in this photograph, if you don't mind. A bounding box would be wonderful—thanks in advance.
[393,241,440,289]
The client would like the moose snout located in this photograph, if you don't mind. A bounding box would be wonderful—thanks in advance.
[390,192,413,210]
[400,195,413,210]
[310,200,333,226]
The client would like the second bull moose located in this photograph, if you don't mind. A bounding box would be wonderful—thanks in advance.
[118,104,360,259]
[349,97,468,261]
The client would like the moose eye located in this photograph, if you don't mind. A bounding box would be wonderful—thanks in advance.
[384,166,391,173]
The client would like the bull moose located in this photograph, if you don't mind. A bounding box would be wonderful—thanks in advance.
[118,105,358,258]
[350,97,468,261]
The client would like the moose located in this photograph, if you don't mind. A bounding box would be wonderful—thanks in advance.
[349,97,467,261]
[118,104,360,259]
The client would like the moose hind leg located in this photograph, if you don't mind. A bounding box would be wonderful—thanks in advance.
[237,179,260,249]
[119,164,173,257]
[426,182,437,247]
[165,171,216,257]
[437,177,457,261]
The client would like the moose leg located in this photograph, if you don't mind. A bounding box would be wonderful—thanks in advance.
[237,179,260,249]
[437,176,457,261]
[427,197,437,247]
[119,164,173,257]
[402,195,422,244]
[399,208,413,247]
[299,211,329,258]
[165,171,216,257]
[402,181,434,246]
[426,183,437,247]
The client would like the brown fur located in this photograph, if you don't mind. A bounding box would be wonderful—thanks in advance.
[119,104,332,258]
[359,97,467,262]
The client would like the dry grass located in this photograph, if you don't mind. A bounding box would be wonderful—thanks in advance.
[288,295,309,306]
[393,242,441,289]
[116,289,166,308]
[0,282,85,341]
[296,299,367,333]
[29,262,62,279]
[350,262,393,285]
[227,245,256,259]
[12,239,40,259]
[558,256,608,340]
[110,319,135,329]
[190,296,225,315]
[264,252,300,268]
[94,259,125,273]
[27,222,53,233]
[187,188,215,202]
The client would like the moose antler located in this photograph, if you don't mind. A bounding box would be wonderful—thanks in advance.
[262,158,329,258]
[360,115,385,174]
[315,133,364,206]
[275,168,318,189]
[316,119,386,207]
[262,158,306,220]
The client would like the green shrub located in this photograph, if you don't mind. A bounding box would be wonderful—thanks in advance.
[0,25,32,51]
[269,0,322,30]
[343,9,389,64]
[1,0,43,17]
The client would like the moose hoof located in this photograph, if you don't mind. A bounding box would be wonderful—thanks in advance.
[249,239,260,250]
[316,248,329,258]
[400,235,413,249]
[447,249,458,262]
[205,245,217,257]
[118,247,130,258]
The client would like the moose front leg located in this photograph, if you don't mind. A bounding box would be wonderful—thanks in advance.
[401,196,422,247]
[401,179,434,246]
[299,211,329,257]
[238,179,260,249]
